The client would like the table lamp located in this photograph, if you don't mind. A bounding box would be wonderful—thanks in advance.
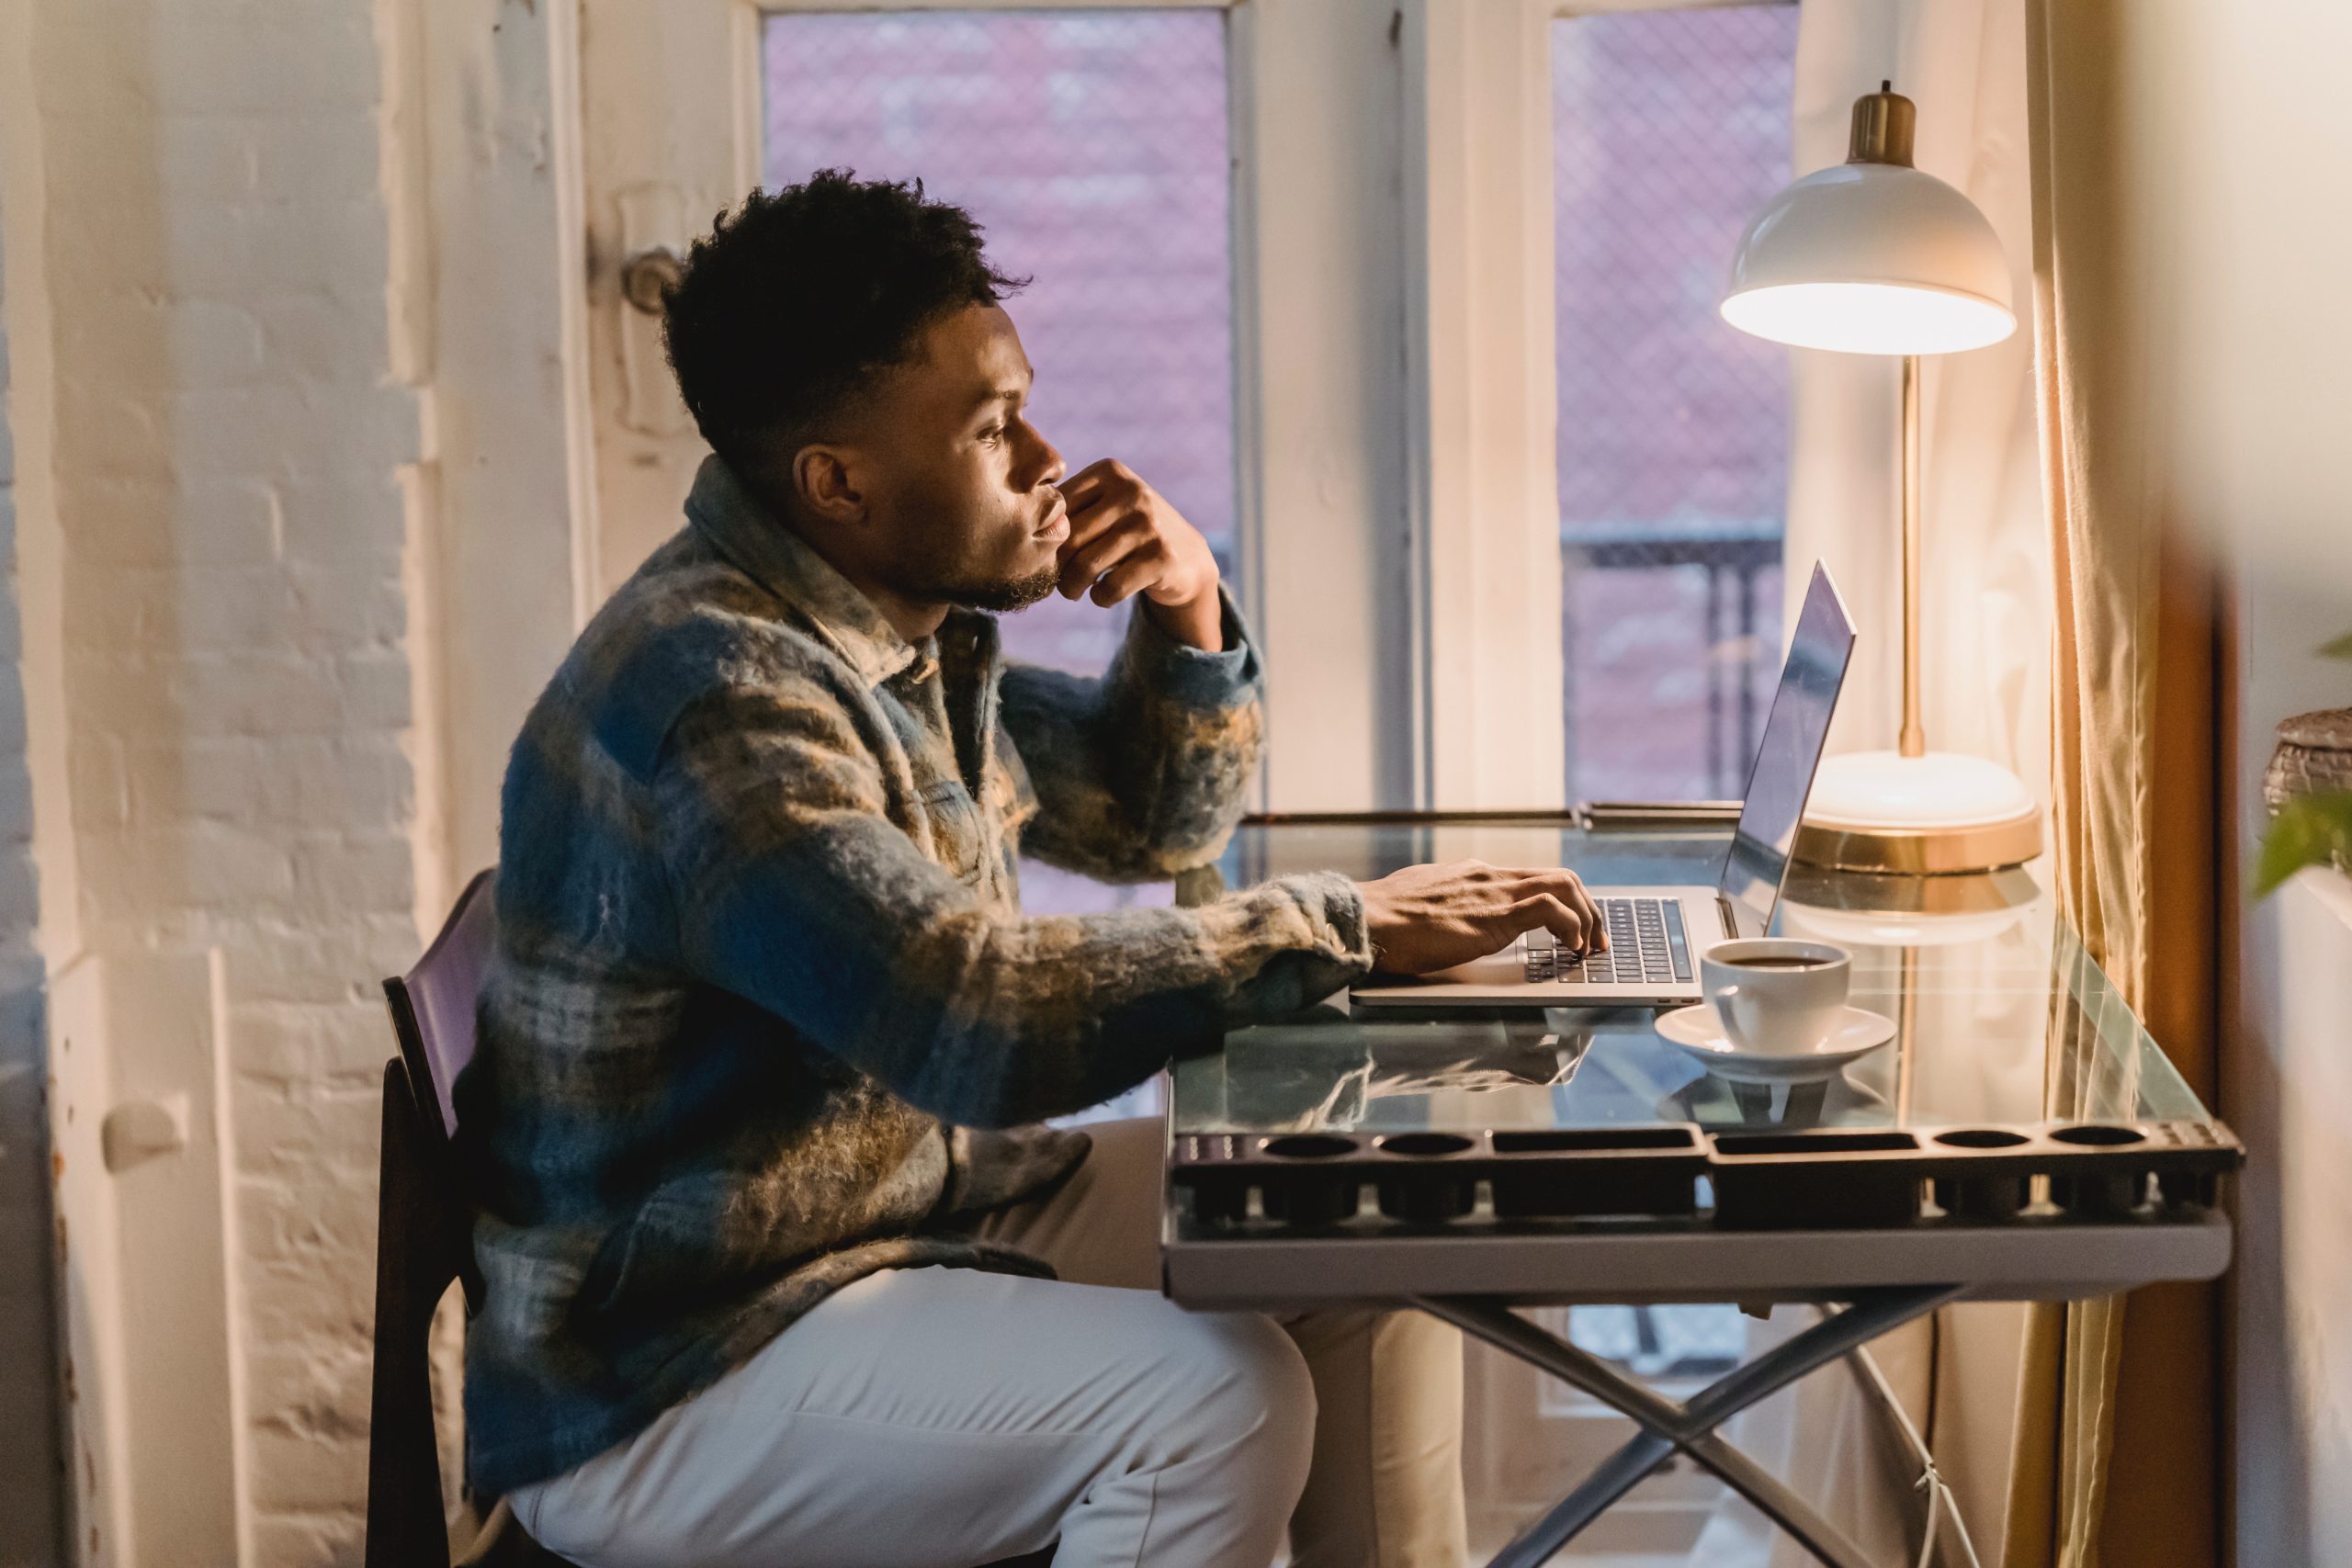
[1722,84,2041,874]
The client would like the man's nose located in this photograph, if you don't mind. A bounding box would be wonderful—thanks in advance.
[1028,426,1067,488]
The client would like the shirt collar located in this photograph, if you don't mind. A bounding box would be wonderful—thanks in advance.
[684,455,922,688]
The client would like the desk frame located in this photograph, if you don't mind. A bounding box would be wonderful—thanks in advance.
[1164,1209,2229,1567]
[1419,1287,1961,1568]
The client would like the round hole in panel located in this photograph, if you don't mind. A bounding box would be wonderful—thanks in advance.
[1377,1134,1476,1157]
[2048,1124,2146,1146]
[1934,1129,2030,1149]
[1261,1134,1358,1159]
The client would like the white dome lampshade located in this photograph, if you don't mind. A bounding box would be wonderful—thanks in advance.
[1722,85,2017,355]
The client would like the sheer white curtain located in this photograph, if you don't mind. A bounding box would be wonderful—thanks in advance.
[1692,1,2045,1563]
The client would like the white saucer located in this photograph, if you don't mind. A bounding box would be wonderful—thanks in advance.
[1654,1004,1896,1084]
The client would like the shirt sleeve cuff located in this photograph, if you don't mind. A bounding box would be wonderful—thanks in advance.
[1122,586,1262,712]
[1215,871,1377,1024]
[1294,871,1374,967]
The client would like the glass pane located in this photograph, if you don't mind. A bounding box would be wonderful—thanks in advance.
[1553,6,1801,803]
[760,10,1238,682]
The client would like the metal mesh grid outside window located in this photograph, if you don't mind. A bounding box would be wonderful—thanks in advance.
[762,10,1238,683]
[1554,5,1801,804]
[1548,6,1799,1465]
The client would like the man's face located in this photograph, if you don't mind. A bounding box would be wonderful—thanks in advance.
[832,303,1069,613]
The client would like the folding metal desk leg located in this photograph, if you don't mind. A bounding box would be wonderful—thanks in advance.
[1415,1286,1965,1568]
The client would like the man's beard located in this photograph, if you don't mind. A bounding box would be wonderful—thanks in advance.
[922,564,1060,615]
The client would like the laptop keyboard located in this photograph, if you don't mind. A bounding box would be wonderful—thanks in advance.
[1521,897,1692,988]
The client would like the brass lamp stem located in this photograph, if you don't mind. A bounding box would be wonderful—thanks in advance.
[1899,354,1926,759]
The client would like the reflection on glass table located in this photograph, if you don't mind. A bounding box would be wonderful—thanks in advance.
[1193,820,2209,1145]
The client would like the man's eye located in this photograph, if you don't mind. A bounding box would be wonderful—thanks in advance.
[979,426,1004,445]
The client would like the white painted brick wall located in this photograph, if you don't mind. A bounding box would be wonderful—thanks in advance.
[26,2,432,1561]
[0,177,68,1568]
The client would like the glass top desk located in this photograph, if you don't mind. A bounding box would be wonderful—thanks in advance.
[1158,818,2241,1568]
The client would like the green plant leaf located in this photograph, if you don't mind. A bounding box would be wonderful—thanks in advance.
[2321,628,2352,660]
[2255,790,2352,897]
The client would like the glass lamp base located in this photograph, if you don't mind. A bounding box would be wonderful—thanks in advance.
[1794,750,2042,874]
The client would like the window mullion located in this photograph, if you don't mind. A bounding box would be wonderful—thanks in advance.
[1232,0,1421,812]
[1401,0,1568,810]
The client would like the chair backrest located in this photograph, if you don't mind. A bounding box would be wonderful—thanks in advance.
[369,870,498,1568]
[386,868,498,1142]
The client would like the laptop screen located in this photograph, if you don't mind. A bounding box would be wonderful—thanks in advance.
[1716,563,1857,937]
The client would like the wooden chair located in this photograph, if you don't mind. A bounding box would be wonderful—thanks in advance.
[370,869,552,1566]
[368,870,1053,1567]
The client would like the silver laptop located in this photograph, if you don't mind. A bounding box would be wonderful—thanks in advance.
[1352,561,1856,1009]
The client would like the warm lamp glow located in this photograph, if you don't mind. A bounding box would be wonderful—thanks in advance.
[1720,281,2015,355]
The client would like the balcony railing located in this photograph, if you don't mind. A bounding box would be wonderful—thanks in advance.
[1561,516,1783,801]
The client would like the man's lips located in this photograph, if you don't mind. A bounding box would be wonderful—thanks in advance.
[1034,495,1070,543]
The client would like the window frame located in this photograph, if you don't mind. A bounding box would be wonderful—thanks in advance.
[574,0,1794,818]
[1400,0,1566,809]
[741,0,1419,813]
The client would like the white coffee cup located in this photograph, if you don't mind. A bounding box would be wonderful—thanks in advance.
[1698,938,1852,1055]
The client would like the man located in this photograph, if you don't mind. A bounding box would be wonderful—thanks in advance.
[460,172,1606,1568]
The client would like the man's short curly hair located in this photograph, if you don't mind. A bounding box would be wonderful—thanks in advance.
[662,171,1024,477]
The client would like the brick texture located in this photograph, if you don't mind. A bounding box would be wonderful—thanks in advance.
[26,1,430,1560]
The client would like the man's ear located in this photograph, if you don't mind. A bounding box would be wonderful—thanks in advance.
[790,443,865,528]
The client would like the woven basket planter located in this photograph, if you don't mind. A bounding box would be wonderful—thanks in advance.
[2264,708,2352,879]
[2263,708,2352,813]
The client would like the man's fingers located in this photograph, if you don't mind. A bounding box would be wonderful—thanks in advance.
[1090,550,1166,607]
[1057,460,1119,512]
[1514,868,1606,949]
[1057,517,1152,599]
[1057,459,1142,519]
[1552,871,1606,949]
[1056,490,1151,582]
[1057,492,1134,557]
[1510,893,1590,953]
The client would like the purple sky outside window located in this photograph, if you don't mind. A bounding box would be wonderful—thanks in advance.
[1555,6,1800,804]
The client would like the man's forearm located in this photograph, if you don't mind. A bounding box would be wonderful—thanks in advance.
[1001,590,1261,879]
[678,823,1371,1128]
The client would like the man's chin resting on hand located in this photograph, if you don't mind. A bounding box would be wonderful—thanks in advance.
[459,171,1606,1568]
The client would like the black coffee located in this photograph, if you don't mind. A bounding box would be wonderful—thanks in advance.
[1724,955,1833,970]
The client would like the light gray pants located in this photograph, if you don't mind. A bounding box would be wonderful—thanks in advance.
[510,1118,1468,1568]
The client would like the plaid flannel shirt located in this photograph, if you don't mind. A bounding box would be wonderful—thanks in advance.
[457,456,1374,1495]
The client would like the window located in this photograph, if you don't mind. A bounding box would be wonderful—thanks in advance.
[577,0,1821,1538]
[762,10,1238,679]
[585,1,1416,809]
[1553,4,1801,803]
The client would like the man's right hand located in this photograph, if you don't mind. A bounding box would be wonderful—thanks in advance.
[1355,860,1608,976]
